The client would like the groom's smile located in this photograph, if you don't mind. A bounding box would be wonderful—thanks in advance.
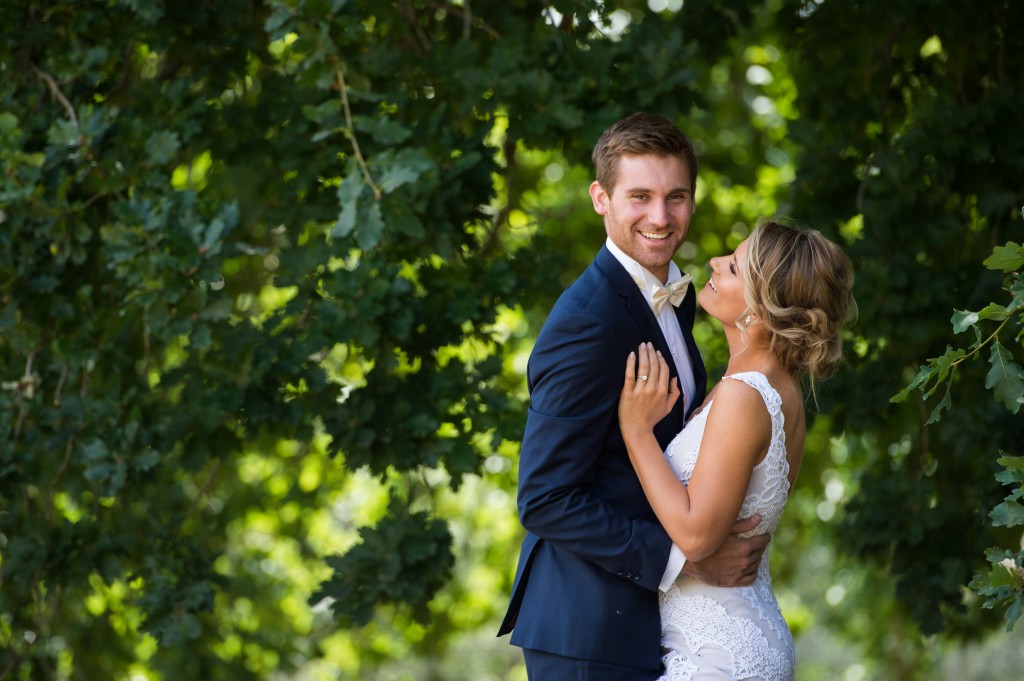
[639,230,671,240]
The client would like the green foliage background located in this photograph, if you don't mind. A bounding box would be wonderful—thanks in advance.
[1,0,1022,679]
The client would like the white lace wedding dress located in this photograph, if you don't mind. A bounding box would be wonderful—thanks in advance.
[658,372,795,681]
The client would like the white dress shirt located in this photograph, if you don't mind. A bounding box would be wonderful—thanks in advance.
[605,237,691,590]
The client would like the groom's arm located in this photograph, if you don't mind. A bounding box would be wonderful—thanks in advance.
[518,312,672,592]
[681,515,770,586]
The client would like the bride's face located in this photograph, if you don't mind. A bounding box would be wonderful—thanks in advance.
[698,239,750,325]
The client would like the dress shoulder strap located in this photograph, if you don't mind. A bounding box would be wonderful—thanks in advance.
[721,371,783,418]
[722,372,788,473]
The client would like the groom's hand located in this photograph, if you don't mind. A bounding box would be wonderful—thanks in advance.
[680,515,770,587]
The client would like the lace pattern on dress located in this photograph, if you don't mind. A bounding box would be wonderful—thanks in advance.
[660,590,791,680]
[658,371,795,681]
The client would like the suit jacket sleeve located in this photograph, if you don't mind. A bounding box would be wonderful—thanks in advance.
[517,310,672,592]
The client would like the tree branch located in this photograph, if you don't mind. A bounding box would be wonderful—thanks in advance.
[53,364,68,407]
[31,64,79,134]
[424,0,499,39]
[331,57,382,201]
[400,0,433,54]
[950,315,1012,370]
[49,436,75,494]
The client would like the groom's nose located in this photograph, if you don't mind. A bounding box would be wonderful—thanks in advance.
[647,200,669,227]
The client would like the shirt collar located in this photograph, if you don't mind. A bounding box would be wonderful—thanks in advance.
[605,237,684,300]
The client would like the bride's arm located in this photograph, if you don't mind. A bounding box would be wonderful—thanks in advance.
[619,344,770,562]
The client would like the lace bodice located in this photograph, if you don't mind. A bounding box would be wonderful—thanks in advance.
[657,371,795,681]
[665,372,791,540]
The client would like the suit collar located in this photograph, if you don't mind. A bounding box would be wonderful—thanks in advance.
[594,244,637,299]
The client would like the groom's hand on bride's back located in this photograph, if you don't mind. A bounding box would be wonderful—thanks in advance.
[680,515,770,587]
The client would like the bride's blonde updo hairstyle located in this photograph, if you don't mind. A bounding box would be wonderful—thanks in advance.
[741,219,856,380]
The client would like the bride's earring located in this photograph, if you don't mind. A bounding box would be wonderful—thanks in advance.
[744,314,753,325]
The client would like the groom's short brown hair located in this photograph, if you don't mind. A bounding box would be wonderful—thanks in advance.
[592,112,698,195]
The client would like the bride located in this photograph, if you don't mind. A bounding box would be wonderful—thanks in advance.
[617,220,855,680]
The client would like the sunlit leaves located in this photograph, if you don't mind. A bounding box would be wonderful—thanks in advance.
[311,504,455,627]
[7,0,1021,677]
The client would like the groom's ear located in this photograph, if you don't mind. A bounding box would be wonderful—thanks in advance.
[589,181,609,216]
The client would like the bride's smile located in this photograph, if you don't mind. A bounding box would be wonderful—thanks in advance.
[698,240,750,325]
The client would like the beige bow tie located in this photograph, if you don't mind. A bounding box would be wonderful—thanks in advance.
[634,274,692,314]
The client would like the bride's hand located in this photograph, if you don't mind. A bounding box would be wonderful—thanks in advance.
[618,342,680,438]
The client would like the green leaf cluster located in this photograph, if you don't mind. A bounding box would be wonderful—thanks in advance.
[311,501,455,628]
[3,0,1024,677]
[0,0,768,677]
[894,237,1024,629]
[769,0,1024,651]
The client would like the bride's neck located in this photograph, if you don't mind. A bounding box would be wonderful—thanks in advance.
[722,327,775,374]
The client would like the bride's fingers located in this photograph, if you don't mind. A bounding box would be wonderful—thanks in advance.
[643,342,659,385]
[646,343,663,387]
[636,344,651,390]
[623,351,636,389]
[640,343,657,388]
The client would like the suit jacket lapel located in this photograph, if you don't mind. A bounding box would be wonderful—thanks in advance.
[595,245,664,347]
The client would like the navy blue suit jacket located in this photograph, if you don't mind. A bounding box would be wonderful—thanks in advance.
[498,245,707,670]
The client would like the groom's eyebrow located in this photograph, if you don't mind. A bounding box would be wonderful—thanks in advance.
[620,185,689,194]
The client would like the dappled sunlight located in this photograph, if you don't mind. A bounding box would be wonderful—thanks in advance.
[2,0,1021,678]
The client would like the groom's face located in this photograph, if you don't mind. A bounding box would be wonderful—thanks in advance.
[589,153,694,283]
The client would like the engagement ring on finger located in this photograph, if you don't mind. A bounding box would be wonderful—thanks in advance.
[640,375,649,381]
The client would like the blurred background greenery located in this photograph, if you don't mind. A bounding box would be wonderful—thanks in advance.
[1,0,1022,679]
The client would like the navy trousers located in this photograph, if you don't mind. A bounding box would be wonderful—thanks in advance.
[523,648,661,681]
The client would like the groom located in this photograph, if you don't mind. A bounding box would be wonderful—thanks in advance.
[498,112,770,680]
